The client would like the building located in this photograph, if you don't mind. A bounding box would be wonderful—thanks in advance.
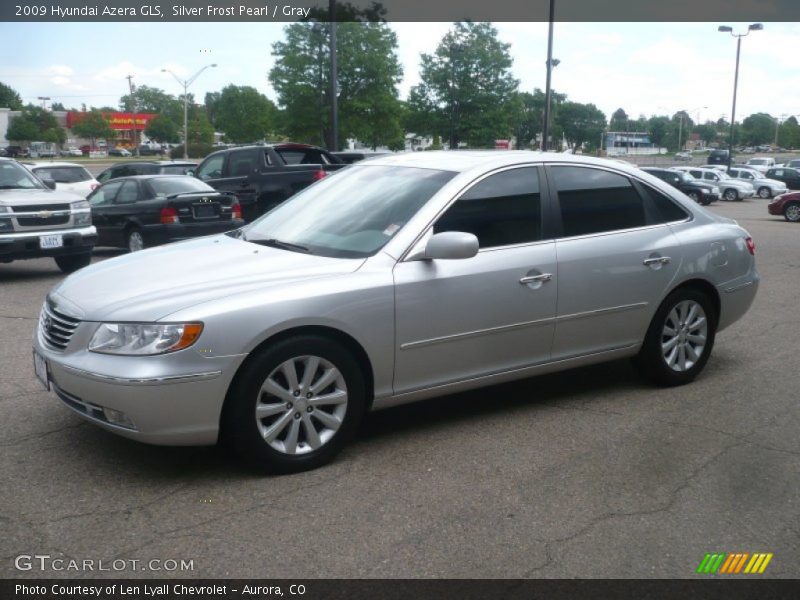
[602,131,666,156]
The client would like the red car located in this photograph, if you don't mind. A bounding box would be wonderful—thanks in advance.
[768,191,800,222]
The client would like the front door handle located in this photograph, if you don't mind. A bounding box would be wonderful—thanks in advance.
[643,257,671,266]
[520,273,552,284]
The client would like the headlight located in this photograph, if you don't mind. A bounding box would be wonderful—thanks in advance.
[71,200,92,226]
[89,322,203,355]
[0,206,11,231]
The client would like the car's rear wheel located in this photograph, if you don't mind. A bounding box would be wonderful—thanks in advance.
[635,288,717,387]
[126,228,145,252]
[757,186,772,199]
[222,335,367,473]
[723,188,739,201]
[785,202,800,222]
[54,251,92,273]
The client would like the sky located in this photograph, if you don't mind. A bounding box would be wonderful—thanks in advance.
[0,21,798,125]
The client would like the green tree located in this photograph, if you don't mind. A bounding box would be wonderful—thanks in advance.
[508,88,566,149]
[646,115,671,149]
[6,107,66,145]
[778,116,800,148]
[609,107,629,131]
[213,85,277,143]
[740,113,776,145]
[554,101,606,151]
[144,114,180,143]
[5,114,40,143]
[50,101,66,111]
[693,123,718,146]
[270,19,403,149]
[188,109,214,145]
[120,85,184,123]
[204,91,221,127]
[0,81,23,109]
[407,21,518,148]
[71,110,114,148]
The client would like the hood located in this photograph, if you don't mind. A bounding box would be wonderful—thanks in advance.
[51,234,366,321]
[757,177,785,187]
[0,188,84,206]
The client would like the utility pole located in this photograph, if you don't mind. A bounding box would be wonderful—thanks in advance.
[126,75,139,156]
[329,0,338,151]
[541,0,555,151]
[37,96,50,110]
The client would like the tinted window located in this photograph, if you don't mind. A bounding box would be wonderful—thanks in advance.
[275,148,330,165]
[89,181,123,206]
[644,186,690,223]
[197,154,225,180]
[434,167,541,248]
[552,166,646,237]
[96,169,112,183]
[227,150,256,177]
[115,181,139,204]
[34,166,91,183]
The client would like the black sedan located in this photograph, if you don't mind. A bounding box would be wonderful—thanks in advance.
[87,175,244,252]
[766,167,800,191]
[640,167,720,205]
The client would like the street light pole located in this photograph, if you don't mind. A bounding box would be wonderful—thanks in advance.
[162,64,217,159]
[329,0,338,151]
[718,23,762,166]
[541,0,555,151]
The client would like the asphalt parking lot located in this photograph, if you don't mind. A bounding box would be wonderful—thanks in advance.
[1,197,798,579]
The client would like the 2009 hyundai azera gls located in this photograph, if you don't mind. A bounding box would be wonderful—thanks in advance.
[33,152,759,472]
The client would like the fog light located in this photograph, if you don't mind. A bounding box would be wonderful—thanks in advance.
[103,407,135,429]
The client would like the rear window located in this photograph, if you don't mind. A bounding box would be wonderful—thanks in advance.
[275,148,331,165]
[158,165,194,175]
[33,166,91,183]
[147,177,215,197]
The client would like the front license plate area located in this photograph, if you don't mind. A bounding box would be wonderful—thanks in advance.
[40,234,64,249]
[33,350,50,391]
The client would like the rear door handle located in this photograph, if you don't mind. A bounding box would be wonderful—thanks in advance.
[520,273,552,284]
[643,257,671,266]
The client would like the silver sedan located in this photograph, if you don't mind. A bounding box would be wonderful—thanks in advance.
[33,152,759,472]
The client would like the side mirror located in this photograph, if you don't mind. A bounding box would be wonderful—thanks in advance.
[186,169,195,177]
[41,177,56,190]
[408,231,479,261]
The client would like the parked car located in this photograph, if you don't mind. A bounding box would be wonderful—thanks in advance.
[726,167,787,199]
[707,149,731,165]
[96,161,197,183]
[674,151,692,161]
[87,175,244,252]
[33,152,759,472]
[26,162,100,198]
[194,143,346,221]
[782,159,800,170]
[136,145,163,156]
[60,147,84,157]
[745,157,775,174]
[767,191,800,222]
[640,167,720,205]
[765,167,800,190]
[4,146,30,158]
[0,157,96,272]
[671,166,755,201]
[331,151,391,164]
[108,147,132,157]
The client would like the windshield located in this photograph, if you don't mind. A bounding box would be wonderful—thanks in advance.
[677,172,694,182]
[748,159,767,165]
[33,166,91,183]
[0,161,44,189]
[239,165,456,258]
[148,177,214,196]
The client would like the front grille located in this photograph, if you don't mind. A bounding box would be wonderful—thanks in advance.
[18,215,70,226]
[39,300,81,351]
[11,204,65,213]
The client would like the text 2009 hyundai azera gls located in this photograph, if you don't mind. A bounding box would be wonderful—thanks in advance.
[33,152,759,472]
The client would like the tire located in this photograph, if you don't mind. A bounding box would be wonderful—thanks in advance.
[723,188,739,202]
[635,287,717,387]
[757,187,772,199]
[686,190,701,204]
[126,228,145,252]
[222,335,367,473]
[54,252,92,273]
[784,202,800,223]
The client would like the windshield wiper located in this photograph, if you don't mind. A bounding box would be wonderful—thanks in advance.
[246,237,310,253]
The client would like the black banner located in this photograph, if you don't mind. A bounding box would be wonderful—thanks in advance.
[3,0,800,22]
[3,579,800,600]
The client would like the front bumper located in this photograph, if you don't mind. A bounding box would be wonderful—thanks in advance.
[33,323,246,446]
[0,226,96,261]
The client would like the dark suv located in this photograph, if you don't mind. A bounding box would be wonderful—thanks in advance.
[707,149,731,165]
[96,161,197,183]
[641,167,720,205]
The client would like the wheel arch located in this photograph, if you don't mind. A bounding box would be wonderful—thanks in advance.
[666,278,721,326]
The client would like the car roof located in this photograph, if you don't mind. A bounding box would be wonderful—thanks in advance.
[103,174,199,181]
[27,162,89,169]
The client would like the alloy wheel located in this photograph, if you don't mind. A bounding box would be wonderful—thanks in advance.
[661,300,708,372]
[785,204,800,222]
[723,189,738,201]
[128,231,144,252]
[758,187,771,199]
[254,355,348,455]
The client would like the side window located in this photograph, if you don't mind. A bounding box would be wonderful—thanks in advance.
[643,186,690,223]
[197,154,225,180]
[89,181,123,206]
[227,150,256,176]
[689,170,701,178]
[433,167,542,249]
[552,166,646,237]
[96,169,112,183]
[114,181,139,204]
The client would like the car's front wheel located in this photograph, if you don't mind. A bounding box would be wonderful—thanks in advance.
[785,202,800,222]
[686,190,702,204]
[757,186,772,199]
[723,188,739,201]
[635,288,717,387]
[54,251,92,273]
[222,335,367,473]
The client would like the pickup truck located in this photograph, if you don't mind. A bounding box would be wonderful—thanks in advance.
[193,143,346,221]
[0,158,96,273]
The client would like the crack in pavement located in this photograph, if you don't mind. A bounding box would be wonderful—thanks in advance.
[0,422,86,447]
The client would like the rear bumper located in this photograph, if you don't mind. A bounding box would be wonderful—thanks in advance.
[717,271,760,332]
[142,220,245,245]
[0,226,96,262]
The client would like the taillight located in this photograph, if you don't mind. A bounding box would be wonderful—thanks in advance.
[232,203,242,220]
[160,206,179,224]
[745,237,755,255]
[312,169,327,181]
